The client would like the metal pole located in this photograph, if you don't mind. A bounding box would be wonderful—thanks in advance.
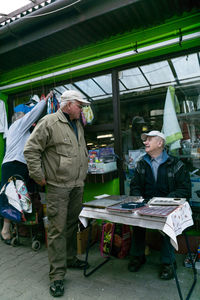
[112,69,124,195]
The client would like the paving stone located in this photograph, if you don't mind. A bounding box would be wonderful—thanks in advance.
[0,240,199,299]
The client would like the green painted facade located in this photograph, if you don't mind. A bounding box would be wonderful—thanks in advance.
[0,11,199,94]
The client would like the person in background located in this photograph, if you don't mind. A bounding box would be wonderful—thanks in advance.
[131,116,146,149]
[0,95,48,244]
[128,130,191,280]
[24,90,90,298]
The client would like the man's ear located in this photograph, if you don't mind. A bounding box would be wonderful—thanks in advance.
[158,140,163,148]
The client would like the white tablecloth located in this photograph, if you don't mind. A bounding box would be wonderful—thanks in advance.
[79,202,193,250]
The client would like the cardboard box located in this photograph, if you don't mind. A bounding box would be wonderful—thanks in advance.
[77,221,99,255]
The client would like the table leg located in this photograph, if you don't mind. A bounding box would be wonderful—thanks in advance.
[83,221,110,277]
[183,232,197,300]
[165,232,197,300]
[164,234,183,300]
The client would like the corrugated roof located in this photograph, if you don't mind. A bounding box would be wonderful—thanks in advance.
[0,0,199,74]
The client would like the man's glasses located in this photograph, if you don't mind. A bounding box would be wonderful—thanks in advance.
[74,102,84,109]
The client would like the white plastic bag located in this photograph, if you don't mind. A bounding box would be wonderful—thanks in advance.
[5,177,32,213]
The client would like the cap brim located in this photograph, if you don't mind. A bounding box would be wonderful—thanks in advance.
[79,99,91,105]
[141,132,166,141]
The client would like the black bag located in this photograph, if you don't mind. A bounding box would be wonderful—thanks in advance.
[0,182,21,223]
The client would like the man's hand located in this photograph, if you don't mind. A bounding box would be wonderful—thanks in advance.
[45,91,53,102]
[36,178,46,186]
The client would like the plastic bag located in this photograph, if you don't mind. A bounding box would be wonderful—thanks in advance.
[0,191,21,222]
[82,105,94,124]
[100,222,115,257]
[47,93,59,114]
[111,224,131,258]
[1,176,32,213]
[14,179,32,213]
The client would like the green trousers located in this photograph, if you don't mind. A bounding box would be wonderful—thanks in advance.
[46,185,83,282]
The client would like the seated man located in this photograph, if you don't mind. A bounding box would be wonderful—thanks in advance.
[128,130,191,279]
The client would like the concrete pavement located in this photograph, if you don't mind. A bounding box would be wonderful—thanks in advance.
[0,238,199,300]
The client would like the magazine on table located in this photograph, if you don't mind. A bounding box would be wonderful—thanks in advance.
[147,197,186,206]
[83,195,144,210]
[83,198,123,209]
[137,205,179,217]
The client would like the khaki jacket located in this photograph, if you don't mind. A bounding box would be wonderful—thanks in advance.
[24,109,88,187]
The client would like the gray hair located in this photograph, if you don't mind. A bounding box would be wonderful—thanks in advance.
[155,136,165,149]
[60,99,75,109]
[12,111,25,123]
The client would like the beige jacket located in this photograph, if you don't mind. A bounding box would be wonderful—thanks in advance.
[24,109,88,187]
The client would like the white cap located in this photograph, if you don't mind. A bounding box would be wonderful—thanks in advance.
[141,130,166,141]
[60,90,90,105]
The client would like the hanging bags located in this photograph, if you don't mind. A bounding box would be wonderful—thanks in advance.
[0,175,32,222]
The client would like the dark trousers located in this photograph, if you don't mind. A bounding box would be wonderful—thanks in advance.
[130,226,175,264]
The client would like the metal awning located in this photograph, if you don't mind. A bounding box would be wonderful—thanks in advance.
[53,52,200,102]
[0,0,199,74]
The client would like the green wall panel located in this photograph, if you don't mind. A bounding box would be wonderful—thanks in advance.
[83,178,120,203]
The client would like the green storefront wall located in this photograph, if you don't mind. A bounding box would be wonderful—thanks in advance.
[83,178,120,202]
[0,11,199,94]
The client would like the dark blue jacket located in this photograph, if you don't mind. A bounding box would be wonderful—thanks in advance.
[130,151,191,201]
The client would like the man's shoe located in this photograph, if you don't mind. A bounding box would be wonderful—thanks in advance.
[49,280,64,297]
[67,258,89,270]
[128,255,146,272]
[160,262,177,280]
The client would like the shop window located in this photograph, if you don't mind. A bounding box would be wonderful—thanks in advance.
[119,51,200,196]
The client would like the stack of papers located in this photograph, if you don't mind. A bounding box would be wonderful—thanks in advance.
[148,197,186,206]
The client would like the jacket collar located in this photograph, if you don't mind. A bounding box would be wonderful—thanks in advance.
[57,108,70,123]
[144,149,169,165]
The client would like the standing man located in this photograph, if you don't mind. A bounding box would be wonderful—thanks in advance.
[24,90,90,297]
[128,131,191,280]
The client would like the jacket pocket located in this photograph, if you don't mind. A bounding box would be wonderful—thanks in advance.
[56,155,77,181]
[79,148,89,181]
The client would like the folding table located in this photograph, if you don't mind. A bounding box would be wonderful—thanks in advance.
[79,201,197,300]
